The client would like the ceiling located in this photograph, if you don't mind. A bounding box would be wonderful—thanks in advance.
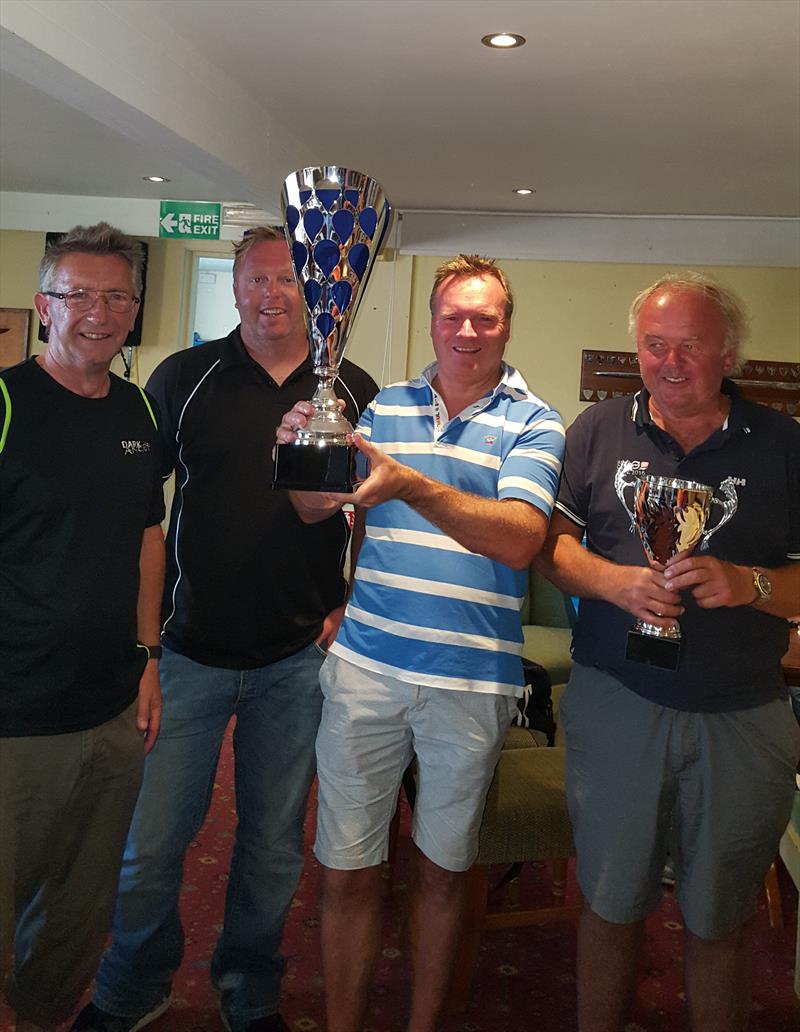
[1,0,799,219]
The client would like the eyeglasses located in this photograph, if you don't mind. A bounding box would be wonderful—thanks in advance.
[44,290,140,314]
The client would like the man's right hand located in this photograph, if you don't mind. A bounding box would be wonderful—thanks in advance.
[276,401,351,523]
[276,400,317,444]
[609,563,683,630]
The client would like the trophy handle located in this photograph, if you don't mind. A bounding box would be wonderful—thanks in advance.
[700,477,738,550]
[614,460,639,533]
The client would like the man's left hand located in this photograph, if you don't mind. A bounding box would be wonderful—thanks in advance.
[136,662,162,754]
[664,554,754,608]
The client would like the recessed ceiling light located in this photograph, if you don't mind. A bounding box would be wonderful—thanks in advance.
[481,32,526,49]
[143,175,170,183]
[513,188,536,196]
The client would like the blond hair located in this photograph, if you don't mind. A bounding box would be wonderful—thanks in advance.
[429,254,514,320]
[232,226,286,280]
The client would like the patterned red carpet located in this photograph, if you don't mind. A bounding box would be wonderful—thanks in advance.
[3,723,799,1031]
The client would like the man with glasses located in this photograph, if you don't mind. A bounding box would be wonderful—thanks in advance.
[76,227,377,1032]
[0,223,165,1032]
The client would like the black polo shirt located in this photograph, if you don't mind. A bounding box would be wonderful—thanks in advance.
[556,382,800,712]
[146,327,378,669]
[1,359,165,735]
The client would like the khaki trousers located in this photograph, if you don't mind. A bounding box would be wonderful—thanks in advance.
[1,702,144,1026]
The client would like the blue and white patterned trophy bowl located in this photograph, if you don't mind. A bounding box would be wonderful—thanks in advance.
[272,165,392,492]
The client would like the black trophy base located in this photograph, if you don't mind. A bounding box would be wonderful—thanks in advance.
[626,629,682,671]
[272,441,355,492]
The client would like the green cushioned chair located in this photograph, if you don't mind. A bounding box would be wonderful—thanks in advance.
[448,698,580,1012]
[521,566,575,685]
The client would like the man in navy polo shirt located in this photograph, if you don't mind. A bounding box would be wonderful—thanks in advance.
[536,272,800,1032]
[278,254,566,1031]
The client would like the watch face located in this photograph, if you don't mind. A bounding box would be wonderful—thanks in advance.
[755,571,772,597]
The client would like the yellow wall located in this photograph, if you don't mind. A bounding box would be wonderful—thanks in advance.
[2,228,798,429]
[0,229,48,358]
[408,257,800,426]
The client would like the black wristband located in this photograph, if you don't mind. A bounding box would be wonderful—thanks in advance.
[138,643,163,661]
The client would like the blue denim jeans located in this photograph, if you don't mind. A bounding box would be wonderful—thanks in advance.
[93,642,324,1030]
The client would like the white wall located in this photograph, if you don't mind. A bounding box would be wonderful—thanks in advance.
[193,257,236,342]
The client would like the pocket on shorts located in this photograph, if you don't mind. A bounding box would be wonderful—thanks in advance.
[313,640,329,658]
[318,654,334,697]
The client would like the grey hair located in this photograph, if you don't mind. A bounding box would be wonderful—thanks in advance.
[39,222,145,296]
[629,271,749,371]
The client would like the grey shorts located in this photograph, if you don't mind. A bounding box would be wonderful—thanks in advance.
[314,653,517,872]
[561,663,800,940]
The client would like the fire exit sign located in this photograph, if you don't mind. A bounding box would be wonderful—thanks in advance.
[159,200,221,239]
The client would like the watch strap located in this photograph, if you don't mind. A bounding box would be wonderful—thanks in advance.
[750,568,772,608]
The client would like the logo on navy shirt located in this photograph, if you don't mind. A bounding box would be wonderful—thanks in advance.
[121,440,151,455]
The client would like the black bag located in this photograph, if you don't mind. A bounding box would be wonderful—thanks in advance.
[513,657,555,746]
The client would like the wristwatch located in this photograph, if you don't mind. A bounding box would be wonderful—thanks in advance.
[138,643,163,660]
[750,568,773,608]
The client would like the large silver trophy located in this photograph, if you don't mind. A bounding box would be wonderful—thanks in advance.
[272,165,392,492]
[615,465,738,669]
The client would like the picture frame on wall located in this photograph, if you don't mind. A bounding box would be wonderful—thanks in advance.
[0,307,31,369]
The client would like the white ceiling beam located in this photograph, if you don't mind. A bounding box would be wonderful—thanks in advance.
[0,0,307,210]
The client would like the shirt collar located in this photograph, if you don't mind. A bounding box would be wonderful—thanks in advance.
[631,377,741,431]
[218,326,314,381]
[631,378,745,457]
[418,360,523,402]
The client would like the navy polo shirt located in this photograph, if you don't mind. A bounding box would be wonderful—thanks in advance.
[556,382,800,712]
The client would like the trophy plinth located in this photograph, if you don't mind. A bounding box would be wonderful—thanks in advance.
[625,627,682,670]
[615,466,738,670]
[272,165,391,492]
[272,440,355,493]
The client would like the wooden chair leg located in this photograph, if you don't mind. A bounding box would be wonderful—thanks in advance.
[552,857,568,903]
[447,864,489,1014]
[764,861,784,929]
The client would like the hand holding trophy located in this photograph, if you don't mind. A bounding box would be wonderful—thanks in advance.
[272,165,392,492]
[615,465,738,669]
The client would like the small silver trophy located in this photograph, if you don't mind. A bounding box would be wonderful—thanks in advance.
[272,165,392,492]
[615,466,738,669]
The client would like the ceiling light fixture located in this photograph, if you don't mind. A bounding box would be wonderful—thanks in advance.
[513,188,535,196]
[481,32,526,49]
[143,175,170,183]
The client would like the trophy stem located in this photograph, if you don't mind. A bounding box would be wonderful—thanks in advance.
[297,376,354,446]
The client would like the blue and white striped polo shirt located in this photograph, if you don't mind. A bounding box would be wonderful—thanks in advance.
[328,362,565,696]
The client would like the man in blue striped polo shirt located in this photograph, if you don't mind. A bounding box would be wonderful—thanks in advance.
[277,254,565,1031]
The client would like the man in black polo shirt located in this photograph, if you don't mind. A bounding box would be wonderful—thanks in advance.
[78,228,377,1032]
[1,223,165,1032]
[536,272,800,1032]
